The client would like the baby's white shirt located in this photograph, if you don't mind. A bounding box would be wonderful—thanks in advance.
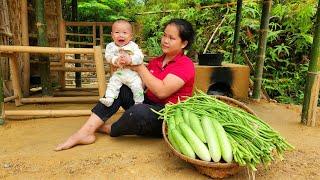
[104,41,144,66]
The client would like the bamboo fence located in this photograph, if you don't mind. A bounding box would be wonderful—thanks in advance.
[0,45,106,120]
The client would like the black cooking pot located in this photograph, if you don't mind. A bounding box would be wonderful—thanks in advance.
[198,53,223,66]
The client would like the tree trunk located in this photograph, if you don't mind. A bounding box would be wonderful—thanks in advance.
[36,0,52,95]
[301,1,320,126]
[252,0,272,100]
[72,0,81,88]
[231,0,243,63]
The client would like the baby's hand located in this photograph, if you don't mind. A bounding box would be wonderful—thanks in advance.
[118,53,131,66]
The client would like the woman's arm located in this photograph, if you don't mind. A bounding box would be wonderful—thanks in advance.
[133,64,185,99]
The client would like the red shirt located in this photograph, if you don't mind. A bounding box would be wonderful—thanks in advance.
[146,53,195,104]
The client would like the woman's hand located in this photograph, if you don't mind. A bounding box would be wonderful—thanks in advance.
[125,64,143,74]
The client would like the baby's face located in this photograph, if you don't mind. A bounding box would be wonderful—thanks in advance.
[111,22,133,47]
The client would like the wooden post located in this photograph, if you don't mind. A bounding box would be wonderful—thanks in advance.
[36,0,52,95]
[57,0,66,88]
[21,0,30,97]
[301,1,320,126]
[93,25,96,46]
[9,55,22,106]
[94,46,106,97]
[231,0,243,63]
[0,65,4,125]
[252,0,272,100]
[99,25,104,48]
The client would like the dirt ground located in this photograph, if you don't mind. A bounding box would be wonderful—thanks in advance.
[0,100,319,179]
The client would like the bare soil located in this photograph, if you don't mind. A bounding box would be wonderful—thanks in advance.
[0,100,319,179]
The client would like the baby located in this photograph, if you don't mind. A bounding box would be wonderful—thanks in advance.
[99,19,144,107]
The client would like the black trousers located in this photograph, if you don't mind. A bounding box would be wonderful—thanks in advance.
[92,85,164,137]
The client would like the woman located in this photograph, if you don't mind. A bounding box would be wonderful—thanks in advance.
[55,19,195,151]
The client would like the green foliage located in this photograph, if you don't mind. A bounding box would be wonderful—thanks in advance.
[64,0,129,21]
[132,0,317,105]
[63,0,318,105]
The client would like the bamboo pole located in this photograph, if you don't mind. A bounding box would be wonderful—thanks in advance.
[9,55,22,106]
[65,21,113,27]
[53,91,98,97]
[93,25,96,45]
[94,46,106,97]
[5,110,91,120]
[57,0,66,89]
[4,95,18,102]
[5,110,91,116]
[301,1,320,126]
[50,66,109,72]
[0,65,4,125]
[21,0,30,97]
[231,0,243,63]
[64,59,93,64]
[99,25,104,48]
[252,0,272,100]
[36,0,52,95]
[241,48,271,101]
[65,41,95,46]
[65,33,93,37]
[203,8,229,54]
[21,96,99,103]
[0,45,94,54]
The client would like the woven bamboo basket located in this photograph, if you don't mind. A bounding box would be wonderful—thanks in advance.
[162,95,257,178]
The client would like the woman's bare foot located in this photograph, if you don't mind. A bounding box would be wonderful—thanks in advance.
[55,131,96,151]
[97,124,111,134]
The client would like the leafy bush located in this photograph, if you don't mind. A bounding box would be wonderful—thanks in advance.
[125,0,316,104]
[63,0,318,105]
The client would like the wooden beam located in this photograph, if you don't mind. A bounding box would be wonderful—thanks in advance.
[0,45,94,54]
[21,96,99,103]
[65,41,94,46]
[4,95,18,102]
[64,59,93,64]
[53,91,98,97]
[50,67,109,72]
[5,109,91,117]
[65,21,112,27]
[65,33,94,37]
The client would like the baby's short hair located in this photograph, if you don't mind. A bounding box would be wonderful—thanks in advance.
[112,19,133,32]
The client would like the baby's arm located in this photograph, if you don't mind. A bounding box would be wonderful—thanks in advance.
[125,42,144,65]
[105,43,119,66]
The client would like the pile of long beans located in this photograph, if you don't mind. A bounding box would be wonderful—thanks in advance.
[157,91,294,170]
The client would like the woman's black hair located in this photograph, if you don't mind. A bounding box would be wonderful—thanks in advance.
[164,19,195,49]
